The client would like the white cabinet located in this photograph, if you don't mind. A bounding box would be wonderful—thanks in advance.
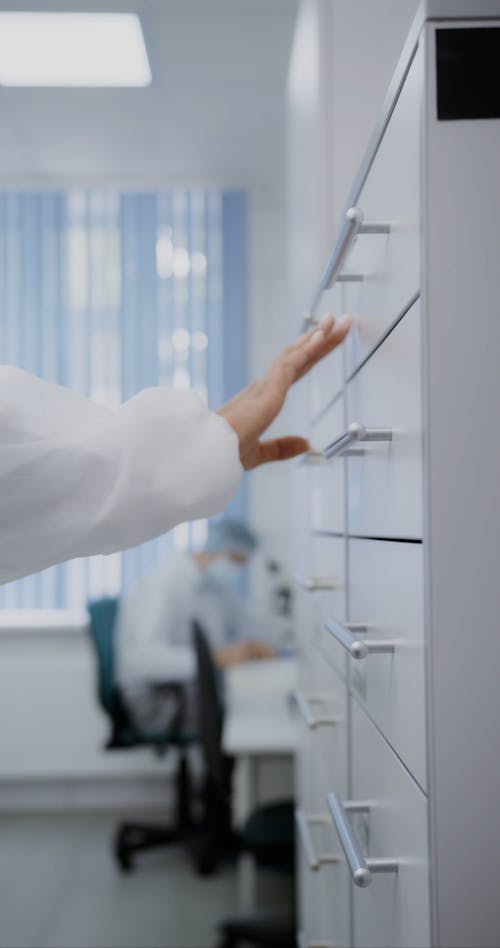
[290,3,500,947]
[350,703,430,948]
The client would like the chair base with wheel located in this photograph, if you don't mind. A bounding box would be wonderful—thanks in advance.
[112,744,193,872]
[87,597,199,873]
[217,910,296,948]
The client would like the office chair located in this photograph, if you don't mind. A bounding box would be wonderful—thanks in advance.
[87,597,198,872]
[192,622,296,948]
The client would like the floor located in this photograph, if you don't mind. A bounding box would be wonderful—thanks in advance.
[0,812,242,948]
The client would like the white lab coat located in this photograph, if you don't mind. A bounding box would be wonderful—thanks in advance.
[116,553,261,687]
[0,366,243,585]
[115,553,265,732]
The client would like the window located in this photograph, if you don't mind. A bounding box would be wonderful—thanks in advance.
[0,189,246,608]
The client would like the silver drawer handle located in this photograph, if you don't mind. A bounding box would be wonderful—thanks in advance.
[327,792,398,888]
[324,206,364,289]
[307,206,391,321]
[295,807,341,871]
[293,691,340,729]
[294,576,340,592]
[323,422,392,460]
[324,619,395,660]
[307,207,363,318]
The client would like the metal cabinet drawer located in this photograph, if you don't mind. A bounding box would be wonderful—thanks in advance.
[341,47,421,376]
[295,641,344,810]
[309,284,345,417]
[296,670,350,948]
[310,346,344,421]
[346,703,430,948]
[297,842,326,948]
[309,398,345,534]
[348,538,426,789]
[295,653,322,815]
[298,534,346,679]
[346,299,422,540]
[297,823,351,948]
[298,660,349,809]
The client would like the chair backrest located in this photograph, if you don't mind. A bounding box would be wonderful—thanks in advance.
[87,597,120,718]
[192,621,228,801]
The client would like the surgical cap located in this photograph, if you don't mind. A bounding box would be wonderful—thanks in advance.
[205,517,258,556]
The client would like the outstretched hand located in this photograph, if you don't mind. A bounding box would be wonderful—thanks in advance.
[215,641,276,668]
[217,313,351,470]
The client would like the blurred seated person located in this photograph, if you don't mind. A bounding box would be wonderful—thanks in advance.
[115,517,274,733]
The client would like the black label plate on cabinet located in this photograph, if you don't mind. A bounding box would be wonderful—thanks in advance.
[436,27,500,121]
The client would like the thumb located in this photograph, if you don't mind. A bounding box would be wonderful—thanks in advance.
[252,436,310,468]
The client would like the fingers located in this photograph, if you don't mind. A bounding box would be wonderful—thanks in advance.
[282,313,335,358]
[294,314,352,382]
[307,313,351,356]
[282,314,350,383]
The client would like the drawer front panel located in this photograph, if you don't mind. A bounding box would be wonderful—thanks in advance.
[310,347,343,421]
[309,284,345,417]
[348,538,426,789]
[296,650,322,815]
[297,829,351,948]
[297,839,324,948]
[314,661,349,805]
[296,670,350,948]
[342,46,422,376]
[295,648,347,809]
[350,703,430,948]
[307,535,347,679]
[346,300,422,539]
[310,398,345,534]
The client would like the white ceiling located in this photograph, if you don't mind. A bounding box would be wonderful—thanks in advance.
[0,0,298,188]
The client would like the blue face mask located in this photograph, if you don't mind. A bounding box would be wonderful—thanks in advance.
[205,558,243,587]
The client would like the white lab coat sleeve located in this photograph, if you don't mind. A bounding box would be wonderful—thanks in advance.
[0,367,243,584]
[121,644,196,684]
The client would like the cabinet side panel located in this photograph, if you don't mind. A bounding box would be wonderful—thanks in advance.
[422,20,500,948]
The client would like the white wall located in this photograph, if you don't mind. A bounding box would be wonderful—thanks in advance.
[0,615,185,810]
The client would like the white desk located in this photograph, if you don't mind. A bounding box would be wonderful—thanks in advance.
[222,657,298,910]
[223,656,298,757]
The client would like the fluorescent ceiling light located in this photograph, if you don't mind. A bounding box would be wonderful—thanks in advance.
[0,13,151,87]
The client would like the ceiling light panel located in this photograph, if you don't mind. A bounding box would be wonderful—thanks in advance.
[0,13,151,87]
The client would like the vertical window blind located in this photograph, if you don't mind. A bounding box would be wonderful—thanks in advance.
[0,189,246,609]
